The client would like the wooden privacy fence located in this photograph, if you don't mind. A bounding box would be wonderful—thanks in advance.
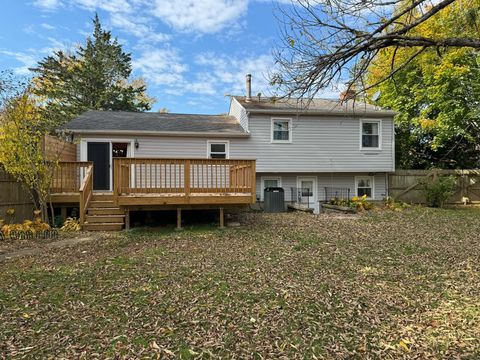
[0,168,34,222]
[42,134,77,162]
[113,158,256,196]
[389,169,480,204]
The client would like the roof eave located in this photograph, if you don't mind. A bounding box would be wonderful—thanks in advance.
[245,108,396,117]
[62,129,251,138]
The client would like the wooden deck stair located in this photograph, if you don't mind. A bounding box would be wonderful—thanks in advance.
[82,193,124,231]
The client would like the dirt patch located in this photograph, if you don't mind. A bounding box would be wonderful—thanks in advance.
[0,233,100,262]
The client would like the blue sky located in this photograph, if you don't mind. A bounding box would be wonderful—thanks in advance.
[0,0,339,114]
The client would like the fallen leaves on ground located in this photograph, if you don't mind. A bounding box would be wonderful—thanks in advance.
[0,207,479,359]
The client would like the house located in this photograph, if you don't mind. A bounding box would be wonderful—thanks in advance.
[51,75,395,230]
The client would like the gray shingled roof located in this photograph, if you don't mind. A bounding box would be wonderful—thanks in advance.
[64,110,248,136]
[233,96,395,117]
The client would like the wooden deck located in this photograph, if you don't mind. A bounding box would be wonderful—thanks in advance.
[49,158,256,230]
[112,158,256,206]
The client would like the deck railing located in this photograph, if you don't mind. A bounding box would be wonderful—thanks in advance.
[113,158,256,199]
[50,161,92,193]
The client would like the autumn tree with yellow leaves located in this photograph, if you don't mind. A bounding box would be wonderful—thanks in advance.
[0,72,56,223]
[367,0,480,168]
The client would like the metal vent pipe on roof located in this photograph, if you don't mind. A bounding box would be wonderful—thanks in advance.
[245,74,252,102]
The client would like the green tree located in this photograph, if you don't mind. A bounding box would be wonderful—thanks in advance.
[367,0,480,169]
[32,14,154,127]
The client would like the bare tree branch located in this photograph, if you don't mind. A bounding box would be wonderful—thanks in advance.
[271,0,479,99]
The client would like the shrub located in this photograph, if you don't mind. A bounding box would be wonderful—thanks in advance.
[384,197,410,211]
[421,175,457,208]
[329,197,352,207]
[329,195,374,211]
[1,218,51,238]
[352,195,374,211]
[60,217,81,232]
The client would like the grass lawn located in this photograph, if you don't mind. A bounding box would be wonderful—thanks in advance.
[1,207,479,358]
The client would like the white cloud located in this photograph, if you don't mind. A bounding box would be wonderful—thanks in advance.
[0,50,37,75]
[133,48,188,86]
[71,0,132,13]
[41,23,56,30]
[152,0,248,33]
[109,13,170,43]
[133,48,230,96]
[195,52,275,95]
[33,0,62,10]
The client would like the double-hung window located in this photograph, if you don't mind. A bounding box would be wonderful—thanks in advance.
[355,176,374,199]
[361,120,381,149]
[207,141,229,159]
[271,118,292,143]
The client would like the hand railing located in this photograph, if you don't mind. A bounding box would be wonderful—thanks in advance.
[79,165,93,225]
[50,161,92,193]
[113,158,256,199]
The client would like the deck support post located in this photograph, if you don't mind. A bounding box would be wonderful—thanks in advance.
[219,207,225,228]
[60,207,67,222]
[176,208,182,230]
[125,209,130,230]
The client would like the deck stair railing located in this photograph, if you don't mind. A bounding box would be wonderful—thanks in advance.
[78,165,93,225]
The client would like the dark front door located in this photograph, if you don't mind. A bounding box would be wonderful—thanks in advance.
[87,142,110,190]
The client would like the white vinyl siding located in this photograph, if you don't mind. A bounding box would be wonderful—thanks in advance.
[256,172,387,203]
[74,113,394,173]
[231,115,394,173]
[228,97,249,132]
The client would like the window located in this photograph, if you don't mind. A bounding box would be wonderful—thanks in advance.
[207,141,229,159]
[264,179,279,188]
[356,176,374,199]
[271,118,292,142]
[361,120,381,149]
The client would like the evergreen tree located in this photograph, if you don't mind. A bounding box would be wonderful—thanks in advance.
[32,14,154,127]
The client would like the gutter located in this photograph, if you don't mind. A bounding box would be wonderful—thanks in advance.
[61,129,251,138]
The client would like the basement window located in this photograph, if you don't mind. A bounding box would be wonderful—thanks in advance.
[355,176,374,199]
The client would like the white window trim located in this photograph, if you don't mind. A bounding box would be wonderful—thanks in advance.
[355,175,375,200]
[80,138,135,192]
[271,118,293,143]
[207,140,230,159]
[260,176,282,201]
[360,119,382,151]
